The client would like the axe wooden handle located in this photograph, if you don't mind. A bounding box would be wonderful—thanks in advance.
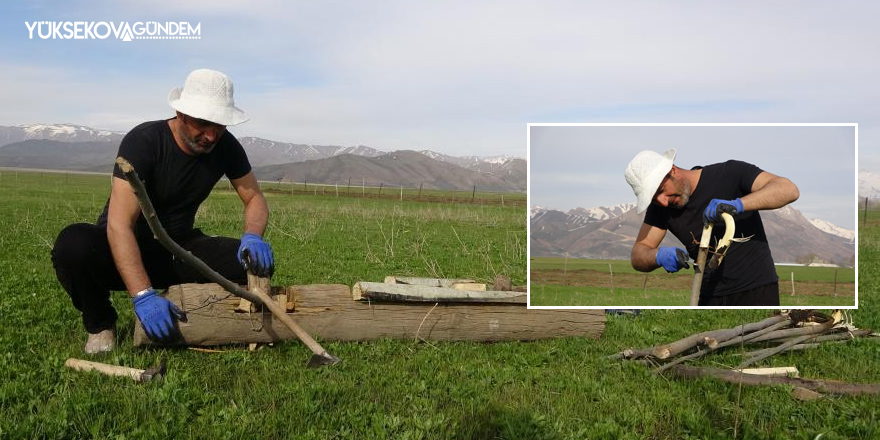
[689,224,713,306]
[65,358,144,381]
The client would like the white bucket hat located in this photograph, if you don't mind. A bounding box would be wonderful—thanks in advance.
[624,148,676,214]
[168,69,249,126]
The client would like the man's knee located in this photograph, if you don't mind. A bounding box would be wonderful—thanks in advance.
[52,223,105,269]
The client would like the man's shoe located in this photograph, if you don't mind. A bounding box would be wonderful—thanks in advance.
[84,328,116,354]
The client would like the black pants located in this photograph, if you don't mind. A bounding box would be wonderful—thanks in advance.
[51,223,246,333]
[699,282,780,306]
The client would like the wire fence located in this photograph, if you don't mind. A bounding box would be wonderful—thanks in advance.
[218,178,527,207]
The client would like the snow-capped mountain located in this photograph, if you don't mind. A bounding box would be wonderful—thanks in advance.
[238,136,385,167]
[419,150,522,167]
[809,218,855,242]
[0,123,525,178]
[0,124,123,146]
[567,203,636,222]
[530,203,635,223]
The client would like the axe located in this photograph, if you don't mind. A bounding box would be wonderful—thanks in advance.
[689,212,735,306]
[65,357,166,382]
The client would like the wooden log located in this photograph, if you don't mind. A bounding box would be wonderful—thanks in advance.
[134,283,604,346]
[352,282,526,304]
[664,365,880,396]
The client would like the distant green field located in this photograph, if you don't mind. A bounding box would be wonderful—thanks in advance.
[530,257,855,307]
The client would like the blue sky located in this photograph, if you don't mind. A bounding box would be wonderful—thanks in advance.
[1,1,879,170]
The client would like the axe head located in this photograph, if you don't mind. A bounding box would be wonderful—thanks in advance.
[307,352,341,368]
[139,357,167,382]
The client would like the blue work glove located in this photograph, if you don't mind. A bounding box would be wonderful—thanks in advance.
[237,233,275,277]
[132,289,186,341]
[703,198,744,225]
[656,247,691,273]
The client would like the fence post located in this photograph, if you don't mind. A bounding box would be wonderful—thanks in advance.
[563,254,568,286]
[347,178,351,195]
[833,269,838,297]
[790,272,795,296]
[400,186,403,201]
[472,185,476,202]
[642,274,648,298]
[379,182,383,196]
[418,183,423,199]
[609,263,614,294]
[865,197,869,227]
[335,183,338,197]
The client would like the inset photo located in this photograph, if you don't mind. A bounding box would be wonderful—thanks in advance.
[528,124,856,309]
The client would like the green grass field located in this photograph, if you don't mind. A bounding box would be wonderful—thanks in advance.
[0,170,877,439]
[530,257,856,307]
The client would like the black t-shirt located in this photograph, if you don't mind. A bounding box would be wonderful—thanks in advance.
[98,119,251,240]
[644,160,779,297]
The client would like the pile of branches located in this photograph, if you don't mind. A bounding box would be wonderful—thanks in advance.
[611,310,880,398]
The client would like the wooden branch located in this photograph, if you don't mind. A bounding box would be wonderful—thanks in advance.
[608,347,655,360]
[115,157,338,367]
[735,367,799,377]
[748,324,843,344]
[353,282,526,304]
[665,365,880,396]
[740,329,873,358]
[737,320,836,369]
[757,328,872,344]
[653,317,794,373]
[652,314,789,359]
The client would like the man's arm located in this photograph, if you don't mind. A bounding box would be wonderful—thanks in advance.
[230,171,274,276]
[106,177,151,297]
[741,171,800,211]
[230,171,269,235]
[631,222,668,272]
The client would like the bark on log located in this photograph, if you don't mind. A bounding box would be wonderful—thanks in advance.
[134,283,605,346]
[665,365,880,396]
[652,315,789,359]
[352,282,526,304]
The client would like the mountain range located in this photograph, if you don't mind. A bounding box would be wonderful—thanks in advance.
[0,124,526,191]
[531,204,855,266]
